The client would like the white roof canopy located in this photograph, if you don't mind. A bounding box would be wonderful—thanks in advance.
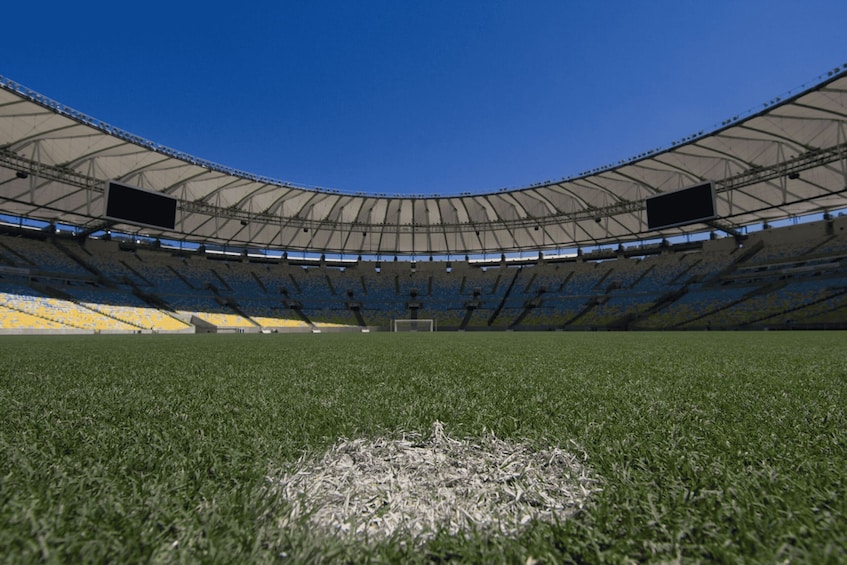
[2,69,846,255]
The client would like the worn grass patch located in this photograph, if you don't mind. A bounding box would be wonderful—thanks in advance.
[273,421,598,543]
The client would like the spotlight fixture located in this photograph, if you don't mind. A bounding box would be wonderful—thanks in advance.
[16,171,28,179]
[788,172,801,180]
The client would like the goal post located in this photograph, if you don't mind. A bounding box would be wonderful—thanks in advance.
[392,319,436,332]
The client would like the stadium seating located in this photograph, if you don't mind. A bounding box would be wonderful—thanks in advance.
[1,215,846,333]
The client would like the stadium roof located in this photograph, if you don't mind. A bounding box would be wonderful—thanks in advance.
[1,68,846,256]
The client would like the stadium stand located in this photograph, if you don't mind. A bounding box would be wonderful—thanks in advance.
[0,213,846,333]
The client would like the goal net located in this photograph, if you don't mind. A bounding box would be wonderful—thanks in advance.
[392,319,435,332]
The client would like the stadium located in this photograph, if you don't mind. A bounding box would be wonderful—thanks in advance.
[1,65,846,562]
[1,68,847,333]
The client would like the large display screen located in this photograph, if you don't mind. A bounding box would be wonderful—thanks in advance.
[646,182,716,230]
[104,181,177,230]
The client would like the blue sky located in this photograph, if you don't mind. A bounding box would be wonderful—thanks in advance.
[3,1,846,196]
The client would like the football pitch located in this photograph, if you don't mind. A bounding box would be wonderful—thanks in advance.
[1,331,845,563]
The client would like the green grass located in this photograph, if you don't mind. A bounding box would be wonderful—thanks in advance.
[0,332,845,563]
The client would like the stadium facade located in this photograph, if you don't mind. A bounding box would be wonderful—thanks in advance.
[1,68,846,333]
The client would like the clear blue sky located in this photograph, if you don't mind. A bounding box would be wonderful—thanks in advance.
[3,1,846,196]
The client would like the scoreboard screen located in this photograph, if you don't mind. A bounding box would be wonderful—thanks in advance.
[104,181,177,230]
[646,182,716,230]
